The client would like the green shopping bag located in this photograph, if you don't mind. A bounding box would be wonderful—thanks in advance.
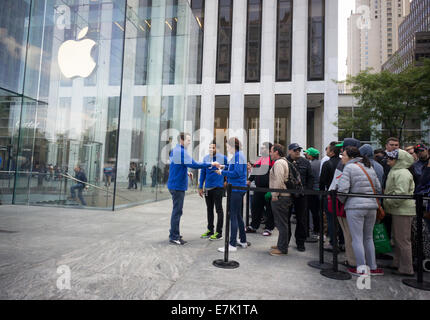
[373,222,392,254]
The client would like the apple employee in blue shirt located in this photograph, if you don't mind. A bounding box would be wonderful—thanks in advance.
[168,132,219,245]
[214,137,248,253]
[198,140,228,241]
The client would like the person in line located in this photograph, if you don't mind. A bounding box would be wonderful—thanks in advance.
[214,137,248,253]
[329,138,362,267]
[384,149,416,276]
[304,147,321,239]
[167,132,219,245]
[128,162,137,190]
[412,144,429,191]
[198,141,228,241]
[246,142,275,236]
[287,143,314,252]
[359,144,384,186]
[104,163,113,187]
[405,145,418,161]
[70,165,87,206]
[319,142,341,250]
[269,144,292,256]
[337,146,384,276]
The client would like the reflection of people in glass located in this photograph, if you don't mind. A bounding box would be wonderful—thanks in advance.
[142,163,147,186]
[103,163,113,187]
[151,165,157,189]
[70,166,87,205]
[128,162,137,190]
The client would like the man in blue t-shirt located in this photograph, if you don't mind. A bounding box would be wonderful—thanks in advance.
[167,132,219,245]
[198,141,228,241]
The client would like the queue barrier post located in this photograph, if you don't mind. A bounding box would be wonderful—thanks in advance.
[320,190,351,280]
[402,193,430,291]
[213,184,240,269]
[308,194,332,270]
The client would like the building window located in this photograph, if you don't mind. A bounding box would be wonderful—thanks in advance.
[276,0,293,81]
[162,0,178,85]
[216,0,233,83]
[245,0,262,82]
[134,0,152,85]
[191,0,205,84]
[244,95,260,162]
[308,0,325,81]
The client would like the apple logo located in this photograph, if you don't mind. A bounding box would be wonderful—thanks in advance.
[58,27,96,78]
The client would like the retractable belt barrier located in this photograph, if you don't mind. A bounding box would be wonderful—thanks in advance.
[213,184,430,291]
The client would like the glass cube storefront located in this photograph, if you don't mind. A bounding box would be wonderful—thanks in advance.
[0,0,201,210]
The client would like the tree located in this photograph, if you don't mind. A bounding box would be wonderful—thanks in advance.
[339,58,430,147]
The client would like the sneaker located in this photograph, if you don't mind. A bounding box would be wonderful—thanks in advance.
[348,267,369,277]
[270,248,288,256]
[218,245,237,253]
[209,232,223,241]
[201,230,213,239]
[262,230,272,236]
[370,268,384,276]
[169,239,187,245]
[245,226,256,233]
[237,241,250,248]
[271,245,278,249]
[297,244,306,252]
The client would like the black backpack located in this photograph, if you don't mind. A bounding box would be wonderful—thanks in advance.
[282,158,304,197]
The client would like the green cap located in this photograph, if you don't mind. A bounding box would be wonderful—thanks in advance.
[335,142,344,147]
[304,147,320,158]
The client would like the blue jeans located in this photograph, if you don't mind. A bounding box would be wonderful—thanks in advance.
[169,190,185,241]
[70,184,86,205]
[229,191,246,247]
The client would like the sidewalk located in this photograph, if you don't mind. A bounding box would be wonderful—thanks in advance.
[0,194,429,300]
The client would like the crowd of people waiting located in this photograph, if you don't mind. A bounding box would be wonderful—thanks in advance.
[167,132,430,278]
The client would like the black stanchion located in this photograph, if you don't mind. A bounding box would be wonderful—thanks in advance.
[308,194,332,270]
[213,184,240,269]
[321,190,351,280]
[246,187,250,227]
[402,194,430,291]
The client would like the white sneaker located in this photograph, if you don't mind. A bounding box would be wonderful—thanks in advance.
[237,241,248,248]
[218,245,237,253]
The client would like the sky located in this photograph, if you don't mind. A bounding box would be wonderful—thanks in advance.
[338,0,356,81]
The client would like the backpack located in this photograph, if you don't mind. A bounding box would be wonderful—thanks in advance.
[282,158,304,197]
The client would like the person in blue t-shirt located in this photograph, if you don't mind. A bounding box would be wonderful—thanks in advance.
[167,132,219,245]
[198,140,228,241]
[214,137,248,253]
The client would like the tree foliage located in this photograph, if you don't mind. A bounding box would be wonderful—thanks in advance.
[340,58,430,147]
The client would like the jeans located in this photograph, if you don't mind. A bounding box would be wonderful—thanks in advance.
[70,184,86,205]
[307,195,320,234]
[229,191,246,247]
[169,190,185,241]
[287,196,307,246]
[346,209,377,270]
[204,188,224,234]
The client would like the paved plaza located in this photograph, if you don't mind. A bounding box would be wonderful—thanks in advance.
[1,194,429,300]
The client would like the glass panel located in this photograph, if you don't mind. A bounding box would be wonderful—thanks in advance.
[0,95,21,204]
[244,95,259,162]
[191,0,204,84]
[245,0,262,82]
[308,0,325,81]
[274,94,291,147]
[163,0,178,85]
[0,0,31,94]
[12,0,127,209]
[214,95,230,155]
[276,0,293,81]
[216,0,233,83]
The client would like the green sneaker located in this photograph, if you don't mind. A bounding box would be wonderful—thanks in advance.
[201,230,213,238]
[209,232,223,241]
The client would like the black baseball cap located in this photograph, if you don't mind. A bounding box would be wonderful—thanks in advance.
[288,143,302,151]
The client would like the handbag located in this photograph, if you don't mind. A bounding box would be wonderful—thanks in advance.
[373,222,392,254]
[355,163,385,221]
[327,194,346,218]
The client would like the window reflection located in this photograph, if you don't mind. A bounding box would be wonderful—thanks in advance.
[216,0,233,83]
[276,0,293,81]
[245,0,262,82]
[308,0,325,81]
